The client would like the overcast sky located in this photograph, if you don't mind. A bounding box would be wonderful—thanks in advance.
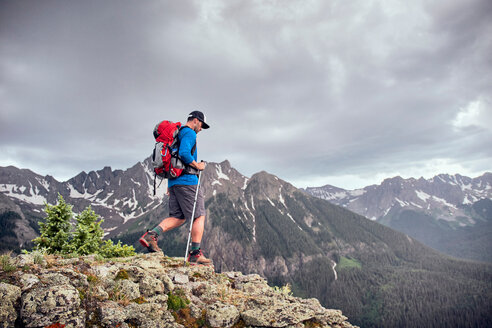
[1,0,491,190]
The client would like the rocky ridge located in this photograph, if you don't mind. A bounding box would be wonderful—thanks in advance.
[304,173,492,262]
[305,173,492,225]
[0,252,356,328]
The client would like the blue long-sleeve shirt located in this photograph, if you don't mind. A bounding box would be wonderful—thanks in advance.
[168,127,198,187]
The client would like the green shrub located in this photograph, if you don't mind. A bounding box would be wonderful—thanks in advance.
[32,250,46,265]
[272,283,293,296]
[167,290,190,311]
[85,273,100,285]
[0,253,16,272]
[115,269,129,280]
[132,296,147,304]
[99,240,135,258]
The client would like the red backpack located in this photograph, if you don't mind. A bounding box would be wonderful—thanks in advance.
[152,120,184,179]
[151,120,196,195]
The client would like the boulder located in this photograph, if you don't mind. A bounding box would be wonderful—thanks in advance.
[232,273,271,295]
[139,274,165,297]
[206,301,240,328]
[158,272,175,293]
[97,301,127,327]
[21,284,85,327]
[125,302,178,328]
[124,265,147,282]
[39,272,71,286]
[18,273,40,291]
[241,298,316,327]
[14,254,35,266]
[90,264,119,279]
[57,268,90,288]
[0,283,21,328]
[118,279,141,300]
[173,273,189,284]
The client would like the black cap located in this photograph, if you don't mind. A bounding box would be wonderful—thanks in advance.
[188,111,210,129]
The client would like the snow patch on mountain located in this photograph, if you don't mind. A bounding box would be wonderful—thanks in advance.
[1,183,47,205]
[216,165,230,181]
[35,177,50,191]
[287,213,303,231]
[68,184,85,198]
[431,195,456,209]
[410,202,423,209]
[278,186,287,208]
[242,178,249,190]
[349,189,366,197]
[395,198,408,207]
[415,190,431,202]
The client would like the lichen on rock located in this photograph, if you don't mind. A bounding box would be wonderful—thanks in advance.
[21,284,85,327]
[0,282,21,328]
[206,301,241,328]
[0,252,357,328]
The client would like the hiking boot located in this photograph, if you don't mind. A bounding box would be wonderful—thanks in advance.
[188,249,212,266]
[139,230,161,253]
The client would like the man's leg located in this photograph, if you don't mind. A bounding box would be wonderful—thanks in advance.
[140,186,185,253]
[158,217,186,232]
[188,214,212,265]
[140,217,185,253]
[191,215,205,243]
[169,184,211,264]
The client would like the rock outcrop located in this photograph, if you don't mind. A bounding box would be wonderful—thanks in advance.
[0,253,356,328]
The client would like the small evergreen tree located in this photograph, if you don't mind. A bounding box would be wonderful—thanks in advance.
[70,206,104,255]
[33,193,73,254]
[31,193,135,258]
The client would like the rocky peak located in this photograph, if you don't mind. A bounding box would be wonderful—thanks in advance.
[481,172,492,180]
[68,171,89,193]
[0,165,56,204]
[0,166,38,187]
[246,171,296,201]
[202,160,249,200]
[0,253,356,328]
[99,166,113,179]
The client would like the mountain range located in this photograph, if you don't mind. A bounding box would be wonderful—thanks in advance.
[1,160,491,327]
[304,173,492,262]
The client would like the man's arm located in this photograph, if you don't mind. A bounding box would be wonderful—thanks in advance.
[188,160,205,171]
[178,129,205,171]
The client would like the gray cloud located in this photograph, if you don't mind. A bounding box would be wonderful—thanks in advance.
[1,0,491,189]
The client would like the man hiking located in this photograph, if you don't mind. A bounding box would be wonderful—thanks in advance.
[140,110,212,265]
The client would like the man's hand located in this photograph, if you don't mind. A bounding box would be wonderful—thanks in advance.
[196,161,206,171]
[190,160,206,171]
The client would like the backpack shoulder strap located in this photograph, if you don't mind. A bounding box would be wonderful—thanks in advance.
[178,126,196,155]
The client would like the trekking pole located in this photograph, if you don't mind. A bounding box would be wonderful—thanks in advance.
[184,167,203,264]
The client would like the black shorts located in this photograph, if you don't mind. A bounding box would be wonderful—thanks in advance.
[168,184,205,220]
